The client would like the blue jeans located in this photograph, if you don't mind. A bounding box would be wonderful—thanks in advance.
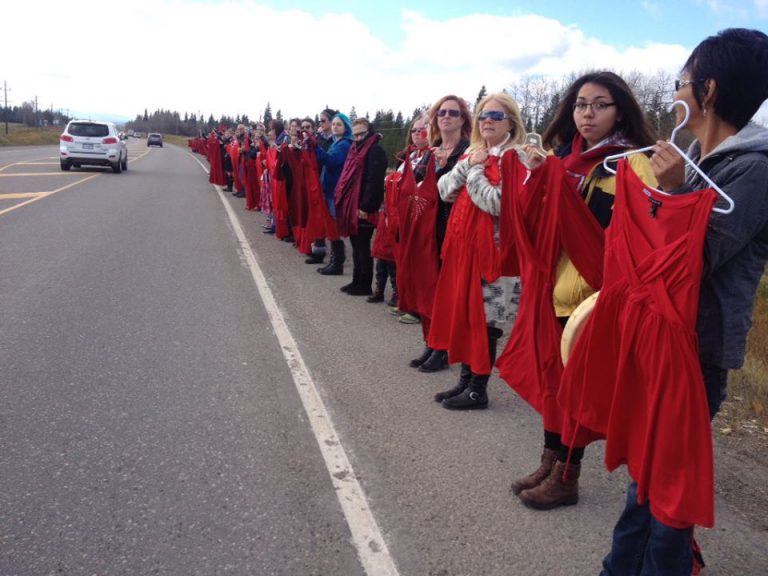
[600,482,693,576]
[601,365,727,574]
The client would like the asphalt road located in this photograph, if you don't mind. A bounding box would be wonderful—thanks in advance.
[1,141,766,575]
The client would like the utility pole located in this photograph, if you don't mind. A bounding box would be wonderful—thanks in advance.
[3,80,8,135]
[34,95,39,127]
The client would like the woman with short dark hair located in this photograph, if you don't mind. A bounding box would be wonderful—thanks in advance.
[594,28,768,575]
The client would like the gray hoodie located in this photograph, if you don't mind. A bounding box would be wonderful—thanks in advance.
[673,122,768,368]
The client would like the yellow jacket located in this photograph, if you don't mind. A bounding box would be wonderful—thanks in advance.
[554,153,658,317]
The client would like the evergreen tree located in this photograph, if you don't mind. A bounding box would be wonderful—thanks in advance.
[349,106,358,121]
[476,85,488,106]
[263,102,273,125]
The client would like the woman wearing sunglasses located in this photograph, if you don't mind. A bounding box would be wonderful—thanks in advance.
[505,72,657,511]
[406,96,473,373]
[428,92,525,410]
[596,29,768,576]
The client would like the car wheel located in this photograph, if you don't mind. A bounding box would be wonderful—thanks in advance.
[121,153,128,171]
[60,160,71,171]
[112,161,122,174]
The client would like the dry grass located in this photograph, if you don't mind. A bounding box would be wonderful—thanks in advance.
[0,123,62,146]
[715,271,768,445]
[162,134,189,147]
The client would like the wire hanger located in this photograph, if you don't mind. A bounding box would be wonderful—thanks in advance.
[602,100,735,214]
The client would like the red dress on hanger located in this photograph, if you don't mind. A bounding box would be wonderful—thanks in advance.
[559,159,717,528]
[428,154,504,375]
[496,156,604,438]
[397,152,440,339]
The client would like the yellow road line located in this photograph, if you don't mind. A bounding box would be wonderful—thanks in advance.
[0,174,99,217]
[0,172,84,177]
[0,192,51,199]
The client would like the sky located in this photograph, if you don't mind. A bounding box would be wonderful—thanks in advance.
[3,0,768,124]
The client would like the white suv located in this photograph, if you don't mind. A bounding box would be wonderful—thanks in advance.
[59,120,128,173]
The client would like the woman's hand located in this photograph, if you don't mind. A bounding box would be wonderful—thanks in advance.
[433,146,448,168]
[522,144,547,170]
[651,140,686,191]
[469,149,488,167]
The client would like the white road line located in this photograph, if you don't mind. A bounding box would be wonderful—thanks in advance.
[190,152,400,576]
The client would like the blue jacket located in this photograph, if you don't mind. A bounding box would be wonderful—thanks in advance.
[316,136,352,200]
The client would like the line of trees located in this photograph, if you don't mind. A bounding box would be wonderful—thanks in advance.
[125,69,689,156]
[1,101,70,127]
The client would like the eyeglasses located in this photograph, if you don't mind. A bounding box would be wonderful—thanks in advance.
[674,78,701,91]
[319,118,329,124]
[352,132,367,139]
[437,109,461,118]
[301,125,312,130]
[573,101,616,113]
[477,110,509,122]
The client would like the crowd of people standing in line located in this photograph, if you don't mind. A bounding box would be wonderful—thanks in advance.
[188,28,768,575]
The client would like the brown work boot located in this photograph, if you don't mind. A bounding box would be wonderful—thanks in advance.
[518,460,580,510]
[510,448,558,495]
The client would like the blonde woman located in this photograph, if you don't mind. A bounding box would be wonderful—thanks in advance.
[429,93,525,410]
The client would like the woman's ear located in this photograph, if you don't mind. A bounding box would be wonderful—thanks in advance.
[702,79,717,108]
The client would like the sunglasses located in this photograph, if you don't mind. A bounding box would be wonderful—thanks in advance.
[411,127,427,134]
[477,110,509,122]
[674,78,702,91]
[301,125,312,130]
[437,109,461,118]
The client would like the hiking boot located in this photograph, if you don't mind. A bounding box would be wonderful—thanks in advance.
[510,449,559,495]
[434,364,472,402]
[519,461,580,510]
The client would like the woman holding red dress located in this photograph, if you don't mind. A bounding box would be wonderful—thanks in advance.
[429,92,525,410]
[407,95,472,373]
[503,72,657,510]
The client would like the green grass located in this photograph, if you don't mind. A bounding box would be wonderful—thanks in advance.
[0,123,62,146]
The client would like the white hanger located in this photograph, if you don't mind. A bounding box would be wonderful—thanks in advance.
[602,100,735,214]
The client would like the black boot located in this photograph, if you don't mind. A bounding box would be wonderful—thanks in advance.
[342,266,361,293]
[305,239,327,264]
[442,374,489,410]
[349,262,374,296]
[418,349,448,373]
[319,240,345,275]
[434,363,472,402]
[366,286,385,303]
[409,346,433,368]
[441,326,501,410]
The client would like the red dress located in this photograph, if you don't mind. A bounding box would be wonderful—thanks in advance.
[243,141,260,211]
[496,156,604,438]
[559,160,717,528]
[428,155,503,375]
[207,134,226,186]
[396,153,440,337]
[302,149,339,243]
[267,147,290,239]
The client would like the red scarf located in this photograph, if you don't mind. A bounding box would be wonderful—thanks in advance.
[334,133,380,237]
[561,133,630,194]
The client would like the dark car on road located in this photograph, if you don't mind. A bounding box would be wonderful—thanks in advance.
[147,133,163,147]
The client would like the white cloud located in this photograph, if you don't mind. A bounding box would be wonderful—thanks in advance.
[0,1,700,122]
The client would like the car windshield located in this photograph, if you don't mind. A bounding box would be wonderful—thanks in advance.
[68,123,109,137]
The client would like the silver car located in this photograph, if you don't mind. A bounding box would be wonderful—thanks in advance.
[59,120,128,173]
